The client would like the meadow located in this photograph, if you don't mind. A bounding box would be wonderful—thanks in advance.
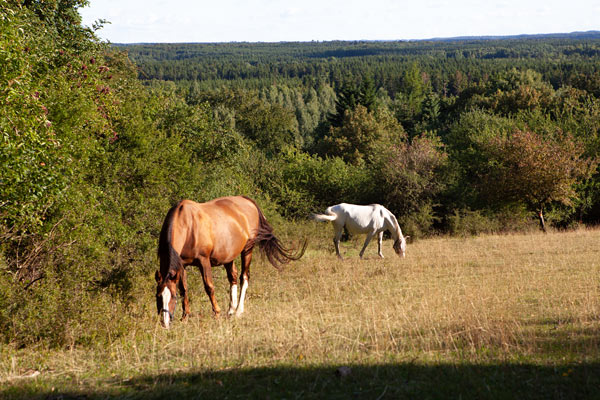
[1,226,599,399]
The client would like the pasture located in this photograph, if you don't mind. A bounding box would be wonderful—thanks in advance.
[1,226,599,399]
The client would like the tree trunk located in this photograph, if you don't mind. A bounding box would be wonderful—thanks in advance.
[537,207,547,233]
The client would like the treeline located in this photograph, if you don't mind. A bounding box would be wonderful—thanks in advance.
[124,36,600,231]
[1,0,599,348]
[123,37,600,91]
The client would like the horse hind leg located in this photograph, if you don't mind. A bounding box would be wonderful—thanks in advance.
[333,225,344,260]
[224,261,239,316]
[236,248,253,317]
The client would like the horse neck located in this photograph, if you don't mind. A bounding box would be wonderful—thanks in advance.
[384,211,403,241]
[159,202,183,276]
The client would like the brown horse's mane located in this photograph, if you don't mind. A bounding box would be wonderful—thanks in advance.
[157,201,183,280]
[241,196,307,269]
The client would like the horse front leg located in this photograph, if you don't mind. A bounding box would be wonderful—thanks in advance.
[359,232,376,259]
[224,261,239,316]
[178,267,190,321]
[198,256,220,316]
[377,231,384,258]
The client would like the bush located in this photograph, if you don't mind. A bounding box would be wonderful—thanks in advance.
[446,209,503,236]
[264,149,374,218]
[446,207,539,236]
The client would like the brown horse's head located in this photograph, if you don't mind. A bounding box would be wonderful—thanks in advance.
[155,269,178,328]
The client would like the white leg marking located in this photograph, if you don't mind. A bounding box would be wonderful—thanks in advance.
[161,287,171,328]
[228,284,238,315]
[236,278,249,317]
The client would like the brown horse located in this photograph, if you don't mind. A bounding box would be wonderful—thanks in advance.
[155,196,306,328]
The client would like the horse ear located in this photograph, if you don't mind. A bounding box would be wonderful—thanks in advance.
[155,270,162,283]
[405,235,411,242]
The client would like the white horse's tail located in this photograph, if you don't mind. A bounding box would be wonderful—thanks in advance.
[312,208,338,222]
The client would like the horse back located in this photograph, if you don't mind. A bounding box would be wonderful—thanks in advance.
[171,197,260,264]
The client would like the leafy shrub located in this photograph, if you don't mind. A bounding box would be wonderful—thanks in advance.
[261,149,374,218]
[446,207,539,236]
[446,209,503,236]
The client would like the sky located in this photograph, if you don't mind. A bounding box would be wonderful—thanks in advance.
[79,0,600,44]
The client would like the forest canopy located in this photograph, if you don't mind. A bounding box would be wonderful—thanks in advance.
[122,34,600,230]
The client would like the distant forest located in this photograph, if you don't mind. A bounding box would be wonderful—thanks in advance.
[122,33,600,87]
[119,33,600,233]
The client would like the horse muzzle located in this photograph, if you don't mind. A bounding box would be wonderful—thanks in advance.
[160,308,174,328]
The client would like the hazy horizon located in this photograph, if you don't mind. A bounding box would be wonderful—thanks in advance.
[105,30,600,45]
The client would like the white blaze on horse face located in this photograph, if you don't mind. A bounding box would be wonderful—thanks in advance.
[228,284,238,315]
[161,286,171,328]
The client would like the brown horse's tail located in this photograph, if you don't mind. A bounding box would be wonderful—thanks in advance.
[244,197,307,269]
[158,202,183,279]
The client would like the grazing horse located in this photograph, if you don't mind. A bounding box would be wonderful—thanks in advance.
[313,203,408,259]
[155,196,306,328]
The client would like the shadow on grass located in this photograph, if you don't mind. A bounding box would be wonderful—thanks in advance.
[3,361,600,400]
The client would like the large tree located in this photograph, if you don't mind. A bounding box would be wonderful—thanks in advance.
[375,133,448,236]
[320,105,404,165]
[478,129,597,231]
[328,76,378,128]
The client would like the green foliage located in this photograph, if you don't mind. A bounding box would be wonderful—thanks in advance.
[446,207,536,236]
[393,63,431,133]
[479,129,597,210]
[194,88,301,155]
[249,149,373,219]
[464,69,555,116]
[1,1,260,347]
[374,132,449,235]
[319,105,404,165]
[258,84,334,144]
[445,110,519,207]
[328,76,378,127]
[1,3,81,231]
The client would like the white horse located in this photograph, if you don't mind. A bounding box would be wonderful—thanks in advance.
[313,203,408,259]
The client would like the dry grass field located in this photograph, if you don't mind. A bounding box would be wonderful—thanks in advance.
[1,226,599,399]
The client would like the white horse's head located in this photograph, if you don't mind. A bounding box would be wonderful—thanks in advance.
[393,235,408,258]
